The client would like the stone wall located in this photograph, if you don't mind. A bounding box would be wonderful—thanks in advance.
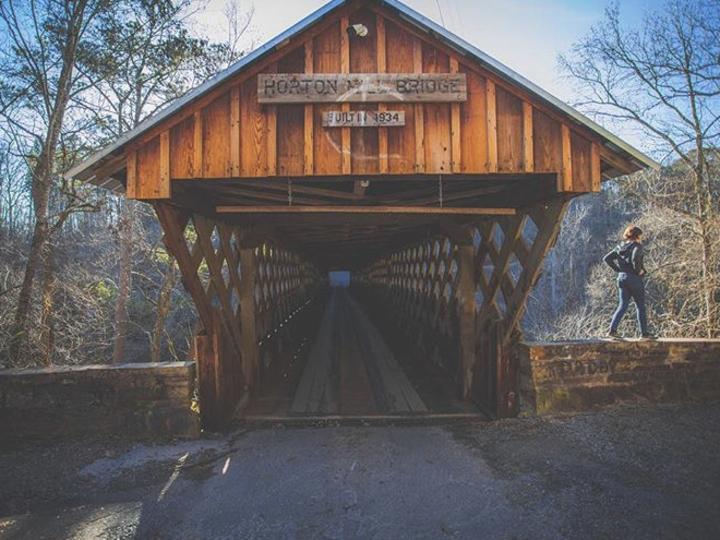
[0,362,199,443]
[518,339,720,415]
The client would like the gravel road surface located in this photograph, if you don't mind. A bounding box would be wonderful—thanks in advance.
[1,403,719,539]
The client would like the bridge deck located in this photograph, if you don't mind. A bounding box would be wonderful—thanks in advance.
[245,289,478,418]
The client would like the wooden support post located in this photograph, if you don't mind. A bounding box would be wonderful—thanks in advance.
[239,247,259,389]
[458,242,476,400]
[194,328,219,429]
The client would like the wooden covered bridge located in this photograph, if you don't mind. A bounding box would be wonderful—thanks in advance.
[68,0,655,429]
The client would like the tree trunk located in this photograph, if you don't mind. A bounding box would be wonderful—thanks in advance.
[6,0,89,364]
[8,177,51,362]
[150,258,177,363]
[39,240,57,365]
[112,199,135,363]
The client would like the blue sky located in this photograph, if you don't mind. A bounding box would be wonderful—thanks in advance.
[193,0,657,150]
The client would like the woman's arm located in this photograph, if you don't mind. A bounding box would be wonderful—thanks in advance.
[632,244,646,276]
[603,250,621,272]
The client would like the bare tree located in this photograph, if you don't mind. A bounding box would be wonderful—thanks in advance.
[559,0,720,336]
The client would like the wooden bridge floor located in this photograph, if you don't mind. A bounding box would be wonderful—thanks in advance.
[244,288,479,419]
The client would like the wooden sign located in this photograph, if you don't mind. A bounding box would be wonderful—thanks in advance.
[322,110,405,127]
[258,73,467,103]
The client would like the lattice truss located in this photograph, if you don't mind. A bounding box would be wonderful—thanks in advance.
[154,203,321,365]
[254,242,321,344]
[359,199,567,346]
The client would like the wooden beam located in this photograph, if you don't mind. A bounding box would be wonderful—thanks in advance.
[376,15,389,175]
[450,57,461,173]
[303,40,314,176]
[486,80,497,172]
[522,101,534,173]
[561,124,573,191]
[216,205,516,216]
[413,37,425,173]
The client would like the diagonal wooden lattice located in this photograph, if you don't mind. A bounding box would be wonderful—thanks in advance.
[357,198,568,417]
[154,202,321,428]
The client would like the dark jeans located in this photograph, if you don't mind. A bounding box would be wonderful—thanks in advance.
[610,273,649,335]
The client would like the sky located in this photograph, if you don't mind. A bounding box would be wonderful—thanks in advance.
[190,0,658,151]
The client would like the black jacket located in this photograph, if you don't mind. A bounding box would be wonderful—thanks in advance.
[603,241,645,276]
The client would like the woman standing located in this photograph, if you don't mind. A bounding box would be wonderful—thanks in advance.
[603,225,654,339]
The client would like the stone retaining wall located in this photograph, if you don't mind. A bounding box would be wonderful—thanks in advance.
[518,339,720,415]
[0,362,199,443]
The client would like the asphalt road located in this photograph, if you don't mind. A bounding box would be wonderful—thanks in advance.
[1,403,720,539]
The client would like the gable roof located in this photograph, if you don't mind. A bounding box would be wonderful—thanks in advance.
[67,0,658,189]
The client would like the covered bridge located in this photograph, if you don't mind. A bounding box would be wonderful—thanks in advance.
[68,0,657,429]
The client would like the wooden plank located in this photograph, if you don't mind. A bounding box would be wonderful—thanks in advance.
[304,40,314,176]
[277,46,305,176]
[266,102,277,176]
[159,130,170,198]
[216,205,516,215]
[561,124,573,191]
[169,117,194,179]
[570,131,592,192]
[125,149,137,199]
[496,87,523,172]
[591,141,602,191]
[193,111,203,178]
[385,20,416,174]
[460,69,487,173]
[349,8,379,179]
[450,57,461,173]
[240,75,268,177]
[533,109,562,173]
[422,42,451,173]
[313,24,343,175]
[523,101,534,172]
[376,15,388,174]
[230,86,241,176]
[413,38,425,173]
[136,136,160,199]
[486,79,497,172]
[340,17,351,175]
[202,93,231,178]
